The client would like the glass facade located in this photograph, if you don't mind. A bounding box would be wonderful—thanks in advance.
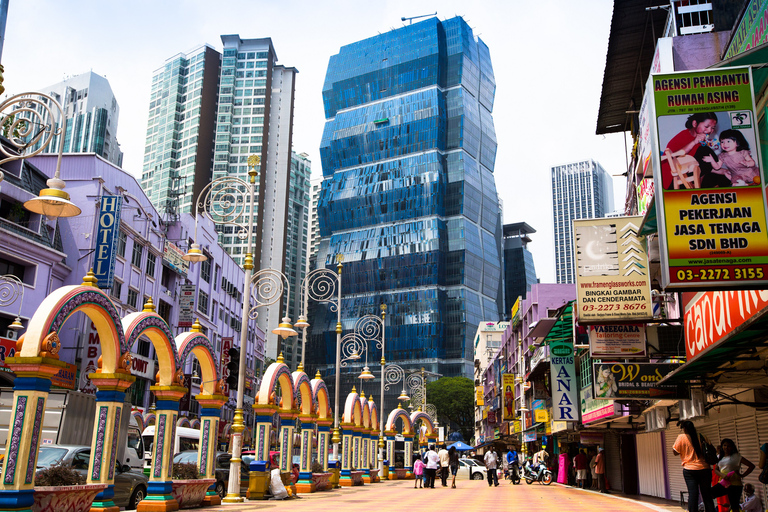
[308,16,503,411]
[551,160,615,284]
[502,223,538,310]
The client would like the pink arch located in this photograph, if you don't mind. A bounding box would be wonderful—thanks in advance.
[409,411,435,434]
[385,408,413,434]
[175,332,218,396]
[291,371,313,416]
[257,362,294,410]
[343,391,362,426]
[368,401,379,429]
[123,312,178,387]
[359,396,371,429]
[310,378,331,419]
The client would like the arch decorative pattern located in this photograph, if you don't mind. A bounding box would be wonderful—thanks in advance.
[409,411,435,435]
[143,413,156,427]
[132,411,144,432]
[368,401,378,430]
[20,285,127,372]
[257,362,294,410]
[343,391,362,426]
[190,419,200,429]
[385,408,413,434]
[291,371,313,416]
[175,332,219,396]
[123,312,179,387]
[177,417,191,428]
[310,378,331,419]
[359,396,370,429]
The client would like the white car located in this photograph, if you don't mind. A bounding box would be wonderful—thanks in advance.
[458,458,488,480]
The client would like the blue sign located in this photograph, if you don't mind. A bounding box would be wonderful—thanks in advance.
[94,195,122,288]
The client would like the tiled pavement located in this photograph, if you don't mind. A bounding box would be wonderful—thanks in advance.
[195,479,682,512]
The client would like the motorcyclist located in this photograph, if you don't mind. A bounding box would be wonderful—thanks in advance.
[532,446,550,480]
[506,446,519,481]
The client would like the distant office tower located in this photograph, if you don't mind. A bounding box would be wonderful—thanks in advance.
[552,160,614,284]
[283,151,311,368]
[503,222,538,308]
[32,72,123,166]
[141,45,221,223]
[310,16,503,410]
[212,35,297,359]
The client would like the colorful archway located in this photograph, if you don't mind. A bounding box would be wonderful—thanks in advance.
[176,329,219,396]
[253,359,295,471]
[292,369,315,493]
[409,410,436,446]
[122,307,178,387]
[310,372,332,474]
[384,406,414,479]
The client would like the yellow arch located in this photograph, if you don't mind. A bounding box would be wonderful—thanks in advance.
[291,371,313,416]
[123,312,178,387]
[176,331,218,396]
[257,362,294,410]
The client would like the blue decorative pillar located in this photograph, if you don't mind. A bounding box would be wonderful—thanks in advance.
[385,431,397,479]
[295,415,316,493]
[0,357,65,512]
[196,395,226,507]
[316,420,332,472]
[137,385,186,512]
[339,422,354,486]
[88,373,136,512]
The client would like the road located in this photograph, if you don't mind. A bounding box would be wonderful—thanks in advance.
[194,478,682,512]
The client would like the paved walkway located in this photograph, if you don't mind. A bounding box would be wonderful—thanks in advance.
[194,478,682,512]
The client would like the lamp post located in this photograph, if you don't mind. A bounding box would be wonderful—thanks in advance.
[0,274,24,332]
[292,255,343,458]
[0,92,81,217]
[183,155,297,502]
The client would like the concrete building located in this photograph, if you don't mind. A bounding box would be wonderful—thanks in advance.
[140,44,221,224]
[307,176,322,272]
[28,72,123,166]
[551,160,614,284]
[1,151,263,424]
[309,16,503,410]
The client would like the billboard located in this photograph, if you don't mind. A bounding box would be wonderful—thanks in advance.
[574,217,652,323]
[592,362,689,400]
[502,373,515,421]
[163,240,189,277]
[178,284,196,328]
[93,195,122,289]
[650,66,768,289]
[580,385,619,425]
[588,324,647,358]
[475,386,484,407]
[723,0,768,60]
[550,337,577,422]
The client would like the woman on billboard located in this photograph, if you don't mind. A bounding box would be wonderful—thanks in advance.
[661,112,729,189]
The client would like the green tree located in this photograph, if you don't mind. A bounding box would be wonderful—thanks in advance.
[425,376,474,442]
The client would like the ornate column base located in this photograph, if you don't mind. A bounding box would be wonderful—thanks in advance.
[136,482,179,512]
[294,480,316,493]
[90,485,120,512]
[0,489,34,512]
[338,470,354,487]
[201,489,221,507]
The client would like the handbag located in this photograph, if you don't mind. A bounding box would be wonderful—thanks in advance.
[699,434,719,466]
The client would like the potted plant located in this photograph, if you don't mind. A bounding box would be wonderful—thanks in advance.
[367,463,379,483]
[310,461,331,491]
[349,465,364,486]
[170,463,215,509]
[393,460,407,480]
[33,461,107,512]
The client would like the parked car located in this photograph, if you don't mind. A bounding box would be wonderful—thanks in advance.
[173,450,249,498]
[37,445,148,509]
[459,457,488,480]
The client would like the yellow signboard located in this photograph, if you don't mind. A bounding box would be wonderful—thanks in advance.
[476,386,484,407]
[502,374,515,421]
[534,409,550,423]
[513,420,521,434]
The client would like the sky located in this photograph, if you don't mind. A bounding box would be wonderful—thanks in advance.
[2,0,629,285]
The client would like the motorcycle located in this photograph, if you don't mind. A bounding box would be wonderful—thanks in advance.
[508,461,521,485]
[522,460,553,485]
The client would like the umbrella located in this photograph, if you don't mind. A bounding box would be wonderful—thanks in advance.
[448,441,473,451]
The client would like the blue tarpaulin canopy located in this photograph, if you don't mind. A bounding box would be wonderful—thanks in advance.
[448,441,473,451]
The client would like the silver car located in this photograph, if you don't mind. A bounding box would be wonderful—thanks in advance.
[37,445,148,510]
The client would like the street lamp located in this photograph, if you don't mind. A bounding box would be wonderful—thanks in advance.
[0,92,81,217]
[0,274,25,331]
[294,255,343,457]
[339,331,374,387]
[182,155,297,502]
[380,362,410,472]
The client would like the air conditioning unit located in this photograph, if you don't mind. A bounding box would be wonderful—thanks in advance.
[5,329,18,341]
[646,325,684,355]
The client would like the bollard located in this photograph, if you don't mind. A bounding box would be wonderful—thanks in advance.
[247,460,270,500]
[328,460,341,489]
[380,460,389,480]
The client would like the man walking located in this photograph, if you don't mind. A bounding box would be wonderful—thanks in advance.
[437,444,450,487]
[425,444,439,488]
[573,449,587,489]
[484,447,499,486]
[594,447,607,493]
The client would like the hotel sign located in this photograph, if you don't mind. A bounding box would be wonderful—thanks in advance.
[94,195,122,288]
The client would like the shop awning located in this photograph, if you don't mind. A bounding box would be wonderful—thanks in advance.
[542,302,574,344]
[659,303,768,385]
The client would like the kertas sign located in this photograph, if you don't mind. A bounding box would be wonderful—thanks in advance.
[549,339,577,421]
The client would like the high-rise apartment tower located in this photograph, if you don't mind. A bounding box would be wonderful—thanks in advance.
[552,159,614,284]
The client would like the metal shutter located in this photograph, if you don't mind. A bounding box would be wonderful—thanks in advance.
[636,432,666,498]
[666,424,687,503]
[605,430,623,492]
[735,409,762,506]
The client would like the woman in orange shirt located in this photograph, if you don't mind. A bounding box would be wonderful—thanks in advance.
[673,420,715,512]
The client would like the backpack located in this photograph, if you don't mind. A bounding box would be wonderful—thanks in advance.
[699,434,719,465]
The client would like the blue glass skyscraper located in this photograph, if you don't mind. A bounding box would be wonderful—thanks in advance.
[308,16,502,410]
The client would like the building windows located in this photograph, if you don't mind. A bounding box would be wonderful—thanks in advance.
[117,231,127,257]
[146,252,157,277]
[0,256,27,282]
[158,300,172,324]
[127,288,139,309]
[112,280,123,301]
[201,257,211,283]
[131,242,143,268]
[198,290,209,316]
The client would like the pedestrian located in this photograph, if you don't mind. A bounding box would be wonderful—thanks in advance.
[740,483,762,512]
[506,445,519,483]
[673,420,715,512]
[425,444,439,488]
[413,453,425,489]
[588,448,598,489]
[594,447,607,493]
[449,446,459,489]
[710,438,755,512]
[574,449,588,489]
[438,443,450,486]
[484,447,499,486]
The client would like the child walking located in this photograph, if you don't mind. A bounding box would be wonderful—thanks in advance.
[413,454,425,488]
